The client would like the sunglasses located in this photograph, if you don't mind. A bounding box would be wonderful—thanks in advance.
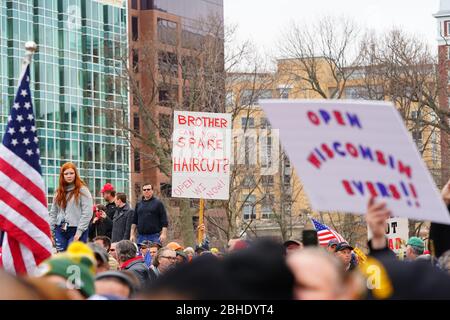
[143,188,152,191]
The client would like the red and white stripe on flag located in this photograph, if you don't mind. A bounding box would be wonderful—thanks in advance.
[0,145,52,274]
[317,229,346,246]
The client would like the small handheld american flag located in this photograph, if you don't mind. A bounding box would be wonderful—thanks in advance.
[311,218,346,247]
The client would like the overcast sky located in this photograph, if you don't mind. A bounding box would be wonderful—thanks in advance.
[224,0,442,58]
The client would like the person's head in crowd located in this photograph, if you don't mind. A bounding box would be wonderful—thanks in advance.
[153,247,177,274]
[142,183,154,200]
[55,162,86,210]
[334,242,354,270]
[115,240,137,265]
[139,240,152,257]
[101,183,116,203]
[36,242,96,299]
[141,239,294,299]
[175,250,188,264]
[94,235,112,252]
[437,250,450,274]
[0,270,71,299]
[114,192,127,208]
[89,243,110,274]
[327,239,339,253]
[287,247,365,300]
[110,242,118,261]
[230,239,249,252]
[183,247,195,262]
[223,239,294,299]
[283,239,303,256]
[149,242,161,258]
[406,237,425,260]
[195,244,208,255]
[166,241,184,252]
[227,237,241,252]
[95,271,137,299]
[139,254,230,299]
[210,248,223,258]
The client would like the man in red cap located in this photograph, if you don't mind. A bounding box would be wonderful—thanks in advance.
[101,183,117,220]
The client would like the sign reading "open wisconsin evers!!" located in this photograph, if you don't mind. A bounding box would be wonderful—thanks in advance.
[260,100,450,225]
[171,111,232,200]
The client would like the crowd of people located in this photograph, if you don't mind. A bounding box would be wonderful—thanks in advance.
[1,161,450,300]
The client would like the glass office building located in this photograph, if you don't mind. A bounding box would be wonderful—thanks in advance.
[0,0,129,203]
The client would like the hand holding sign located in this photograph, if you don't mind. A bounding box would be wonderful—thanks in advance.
[441,178,450,206]
[366,197,392,250]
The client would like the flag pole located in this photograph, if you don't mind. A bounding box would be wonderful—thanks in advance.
[21,41,37,74]
[197,198,204,245]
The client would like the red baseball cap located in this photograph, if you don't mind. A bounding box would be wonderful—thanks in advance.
[100,183,114,193]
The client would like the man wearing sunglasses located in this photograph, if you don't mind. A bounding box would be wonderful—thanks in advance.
[130,184,168,246]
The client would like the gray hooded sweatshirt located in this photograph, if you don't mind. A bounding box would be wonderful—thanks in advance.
[49,184,93,237]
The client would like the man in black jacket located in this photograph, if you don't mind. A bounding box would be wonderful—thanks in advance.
[101,183,117,220]
[116,240,151,289]
[111,193,134,243]
[130,184,168,245]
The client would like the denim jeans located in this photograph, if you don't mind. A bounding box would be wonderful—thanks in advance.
[54,226,88,252]
[137,233,160,246]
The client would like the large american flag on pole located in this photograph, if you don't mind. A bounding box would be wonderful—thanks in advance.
[0,62,52,275]
[311,218,346,246]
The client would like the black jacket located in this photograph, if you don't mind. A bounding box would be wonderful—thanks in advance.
[429,204,450,258]
[366,240,450,299]
[88,216,113,241]
[123,257,152,289]
[105,201,117,220]
[111,203,134,243]
[133,196,168,235]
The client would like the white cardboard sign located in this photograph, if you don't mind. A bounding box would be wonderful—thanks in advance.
[259,100,450,225]
[368,217,409,254]
[171,111,232,200]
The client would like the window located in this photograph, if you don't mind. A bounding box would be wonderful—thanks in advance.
[131,0,138,9]
[260,136,272,168]
[284,174,291,187]
[141,0,152,10]
[244,136,256,166]
[226,91,234,107]
[241,117,254,129]
[131,16,138,41]
[261,195,274,219]
[279,87,290,99]
[132,48,139,72]
[242,195,256,220]
[240,89,254,105]
[260,117,271,129]
[158,51,178,77]
[134,149,141,172]
[412,131,423,149]
[157,18,177,46]
[242,175,256,188]
[133,113,140,134]
[261,175,274,187]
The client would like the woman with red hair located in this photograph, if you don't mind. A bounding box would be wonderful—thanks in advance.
[49,162,93,252]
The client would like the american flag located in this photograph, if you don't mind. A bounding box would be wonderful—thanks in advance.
[0,63,52,275]
[311,218,346,246]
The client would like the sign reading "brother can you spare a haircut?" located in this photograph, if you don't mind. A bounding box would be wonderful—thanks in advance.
[171,111,232,200]
[259,100,450,225]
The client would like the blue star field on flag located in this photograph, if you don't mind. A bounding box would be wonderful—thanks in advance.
[2,65,41,174]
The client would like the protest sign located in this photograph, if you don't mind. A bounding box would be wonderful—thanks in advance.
[259,100,450,225]
[368,217,409,254]
[171,111,232,200]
